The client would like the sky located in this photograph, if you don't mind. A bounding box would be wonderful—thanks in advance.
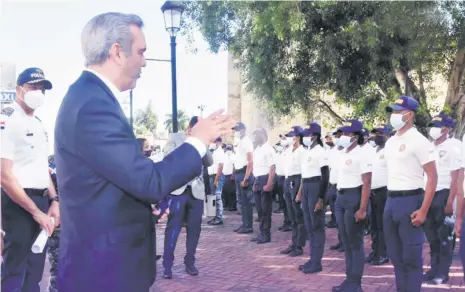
[0,0,229,153]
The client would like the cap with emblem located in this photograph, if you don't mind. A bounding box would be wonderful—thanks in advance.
[303,122,321,135]
[189,116,199,128]
[285,126,304,137]
[386,96,418,112]
[428,113,451,128]
[232,122,246,131]
[371,124,392,134]
[338,120,363,133]
[214,137,222,143]
[17,68,53,90]
[362,128,370,137]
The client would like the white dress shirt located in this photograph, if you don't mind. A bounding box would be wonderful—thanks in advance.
[301,144,329,178]
[223,151,235,175]
[425,138,462,191]
[253,142,275,177]
[329,147,341,184]
[371,147,388,189]
[234,136,254,169]
[336,145,372,189]
[208,147,225,175]
[286,145,305,177]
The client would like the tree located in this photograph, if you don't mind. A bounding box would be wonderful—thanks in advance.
[163,110,190,133]
[182,1,465,136]
[134,100,158,138]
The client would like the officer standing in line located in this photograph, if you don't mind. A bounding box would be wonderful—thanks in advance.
[454,138,465,279]
[250,128,276,244]
[275,136,292,231]
[222,145,236,211]
[280,126,307,257]
[328,130,345,252]
[295,122,329,274]
[1,68,60,292]
[207,137,225,225]
[324,133,337,229]
[422,113,461,285]
[331,120,372,292]
[384,96,438,292]
[232,122,255,234]
[365,125,391,266]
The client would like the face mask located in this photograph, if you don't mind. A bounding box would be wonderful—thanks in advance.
[21,88,45,110]
[209,143,217,150]
[303,137,312,146]
[325,142,334,147]
[390,113,409,131]
[334,138,341,147]
[234,131,241,139]
[280,139,288,147]
[276,146,283,153]
[429,127,443,140]
[339,135,354,149]
[287,137,295,146]
[368,140,377,147]
[374,136,385,146]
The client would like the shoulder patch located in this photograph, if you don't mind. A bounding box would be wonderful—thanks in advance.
[1,107,14,117]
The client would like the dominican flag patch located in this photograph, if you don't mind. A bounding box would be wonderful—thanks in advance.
[0,121,5,130]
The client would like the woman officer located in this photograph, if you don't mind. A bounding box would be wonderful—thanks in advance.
[295,122,330,274]
[332,120,372,292]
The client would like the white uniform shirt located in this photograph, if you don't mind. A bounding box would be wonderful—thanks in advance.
[208,147,225,175]
[253,143,275,177]
[385,127,435,191]
[301,144,329,178]
[337,145,372,189]
[223,151,235,175]
[362,143,376,157]
[371,147,388,189]
[425,138,462,191]
[234,136,254,170]
[274,151,286,176]
[150,151,163,163]
[1,102,49,189]
[329,147,341,184]
[286,145,305,177]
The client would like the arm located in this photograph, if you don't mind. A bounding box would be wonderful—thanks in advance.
[421,161,438,214]
[359,172,372,213]
[319,166,330,199]
[48,176,58,199]
[75,100,204,203]
[244,152,253,181]
[455,168,464,237]
[446,169,459,215]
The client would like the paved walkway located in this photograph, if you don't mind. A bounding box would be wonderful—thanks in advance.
[41,211,465,291]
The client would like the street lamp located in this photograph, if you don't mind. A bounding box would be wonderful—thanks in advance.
[161,0,185,133]
[198,104,205,117]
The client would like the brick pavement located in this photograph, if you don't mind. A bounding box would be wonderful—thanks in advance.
[40,210,465,291]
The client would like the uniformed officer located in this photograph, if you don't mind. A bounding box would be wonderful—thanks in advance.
[384,96,438,292]
[250,128,276,243]
[1,68,60,292]
[325,133,337,229]
[422,113,461,285]
[222,145,236,211]
[280,126,307,257]
[331,120,372,292]
[207,137,225,225]
[275,136,292,231]
[454,139,465,280]
[295,122,329,274]
[365,125,391,266]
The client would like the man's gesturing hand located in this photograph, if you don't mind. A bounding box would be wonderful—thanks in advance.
[190,110,236,146]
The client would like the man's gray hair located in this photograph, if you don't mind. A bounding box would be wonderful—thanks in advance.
[81,12,144,67]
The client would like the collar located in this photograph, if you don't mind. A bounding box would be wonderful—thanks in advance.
[84,68,121,98]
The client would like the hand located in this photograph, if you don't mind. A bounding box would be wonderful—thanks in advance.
[32,210,55,237]
[410,209,427,227]
[314,198,324,212]
[47,201,60,227]
[159,209,170,223]
[190,110,236,146]
[263,183,273,192]
[152,205,161,216]
[241,180,249,187]
[354,209,366,222]
[455,218,462,238]
[444,201,454,216]
[0,234,3,254]
[214,180,218,188]
[295,193,302,203]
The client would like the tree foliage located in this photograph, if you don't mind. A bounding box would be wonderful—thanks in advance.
[182,1,465,135]
[164,110,190,133]
[134,100,158,138]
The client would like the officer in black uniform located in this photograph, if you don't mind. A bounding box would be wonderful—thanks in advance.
[1,68,60,292]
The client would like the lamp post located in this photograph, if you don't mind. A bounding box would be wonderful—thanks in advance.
[161,1,185,133]
[198,104,205,117]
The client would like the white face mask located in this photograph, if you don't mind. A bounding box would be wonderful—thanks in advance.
[280,139,288,147]
[287,137,295,146]
[303,137,312,146]
[429,127,443,140]
[209,143,217,150]
[390,113,409,131]
[339,135,354,148]
[334,138,341,147]
[368,140,377,148]
[21,87,45,110]
[276,146,283,152]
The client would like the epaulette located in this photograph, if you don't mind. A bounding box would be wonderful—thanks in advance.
[1,107,14,117]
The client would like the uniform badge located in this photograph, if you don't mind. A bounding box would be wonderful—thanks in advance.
[399,144,406,152]
[380,154,384,160]
[307,157,312,162]
[439,150,446,158]
[1,107,14,117]
[345,159,352,165]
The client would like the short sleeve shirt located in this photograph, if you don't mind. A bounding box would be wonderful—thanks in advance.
[301,144,329,178]
[234,137,254,170]
[253,143,275,177]
[336,145,372,189]
[425,138,462,191]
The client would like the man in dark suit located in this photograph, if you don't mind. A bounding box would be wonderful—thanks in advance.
[54,12,234,292]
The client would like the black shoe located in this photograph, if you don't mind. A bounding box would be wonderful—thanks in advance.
[330,242,342,250]
[250,237,258,242]
[281,225,292,232]
[207,217,217,224]
[280,246,293,255]
[185,264,199,276]
[233,226,243,232]
[236,211,242,215]
[257,236,271,244]
[273,208,283,214]
[332,280,349,292]
[298,259,312,271]
[162,269,172,279]
[156,255,162,261]
[237,228,253,234]
[326,221,337,228]
[302,264,322,274]
[365,252,376,263]
[289,248,303,257]
[371,256,389,266]
[278,225,284,231]
[211,218,224,225]
[423,270,435,282]
[255,218,260,222]
[337,245,345,252]
[429,276,449,285]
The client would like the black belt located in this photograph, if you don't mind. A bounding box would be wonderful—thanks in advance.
[288,174,301,180]
[372,186,387,192]
[235,166,246,174]
[24,188,47,197]
[337,186,362,195]
[388,188,423,198]
[185,185,192,191]
[302,176,321,183]
[329,183,337,188]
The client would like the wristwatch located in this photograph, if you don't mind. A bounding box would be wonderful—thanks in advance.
[49,196,60,203]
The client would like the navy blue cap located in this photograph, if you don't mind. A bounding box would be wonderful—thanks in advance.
[232,122,246,131]
[214,137,222,143]
[428,113,451,128]
[17,67,52,90]
[362,128,370,137]
[285,126,304,137]
[448,119,456,128]
[303,122,321,135]
[189,116,199,127]
[338,120,363,133]
[386,96,418,112]
[332,129,342,136]
[225,145,233,151]
[371,124,392,134]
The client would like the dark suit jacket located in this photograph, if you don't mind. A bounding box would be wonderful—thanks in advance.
[54,71,202,292]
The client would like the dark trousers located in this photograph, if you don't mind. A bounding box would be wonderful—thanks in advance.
[46,229,60,292]
[222,174,236,210]
[384,193,424,292]
[235,171,253,229]
[335,187,365,284]
[328,183,337,224]
[253,175,272,238]
[370,187,387,258]
[277,176,290,225]
[162,188,203,270]
[424,189,452,278]
[301,179,325,266]
[284,175,306,249]
[1,189,50,292]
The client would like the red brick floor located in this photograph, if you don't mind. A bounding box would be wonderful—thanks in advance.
[40,211,465,291]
